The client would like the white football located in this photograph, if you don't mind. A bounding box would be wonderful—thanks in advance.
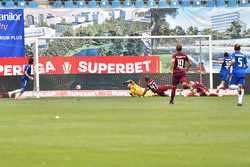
[75,84,81,90]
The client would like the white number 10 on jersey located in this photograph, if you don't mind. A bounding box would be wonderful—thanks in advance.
[177,59,185,68]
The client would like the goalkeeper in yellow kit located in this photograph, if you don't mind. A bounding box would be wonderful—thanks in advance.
[124,80,155,97]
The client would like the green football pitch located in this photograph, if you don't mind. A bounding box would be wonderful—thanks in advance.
[0,96,250,167]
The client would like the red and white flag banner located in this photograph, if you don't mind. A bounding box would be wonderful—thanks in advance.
[0,56,160,76]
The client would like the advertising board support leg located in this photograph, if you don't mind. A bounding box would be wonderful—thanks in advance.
[34,38,40,98]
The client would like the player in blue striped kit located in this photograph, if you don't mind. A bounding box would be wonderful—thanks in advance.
[229,44,248,106]
[8,57,34,99]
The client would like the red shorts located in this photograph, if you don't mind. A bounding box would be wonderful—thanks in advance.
[198,91,207,96]
[172,72,188,86]
[156,85,172,96]
[197,87,209,96]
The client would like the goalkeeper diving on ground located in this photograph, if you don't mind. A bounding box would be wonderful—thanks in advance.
[124,78,220,97]
[123,79,155,97]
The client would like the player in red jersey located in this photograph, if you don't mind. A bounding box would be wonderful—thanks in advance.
[142,76,172,96]
[186,81,218,96]
[189,81,209,96]
[169,44,192,104]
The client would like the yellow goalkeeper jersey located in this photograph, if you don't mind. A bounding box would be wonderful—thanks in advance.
[129,82,154,97]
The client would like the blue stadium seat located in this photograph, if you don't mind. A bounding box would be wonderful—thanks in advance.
[112,0,121,8]
[135,0,144,8]
[207,0,216,7]
[88,0,97,8]
[228,0,237,7]
[181,0,190,7]
[158,0,168,8]
[216,0,224,7]
[52,0,63,8]
[123,0,133,7]
[76,0,86,7]
[28,1,39,8]
[100,0,110,8]
[239,0,249,6]
[147,0,156,7]
[65,0,75,8]
[4,0,15,8]
[193,0,201,7]
[170,0,179,7]
[17,0,26,8]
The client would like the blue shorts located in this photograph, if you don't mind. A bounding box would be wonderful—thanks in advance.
[230,75,245,86]
[20,78,29,92]
[220,72,229,83]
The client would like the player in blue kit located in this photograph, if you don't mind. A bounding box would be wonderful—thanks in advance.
[229,44,248,106]
[217,52,232,90]
[8,57,34,99]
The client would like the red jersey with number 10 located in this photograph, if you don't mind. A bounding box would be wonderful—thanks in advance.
[172,52,189,74]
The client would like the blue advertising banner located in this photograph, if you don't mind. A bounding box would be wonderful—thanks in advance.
[0,9,24,57]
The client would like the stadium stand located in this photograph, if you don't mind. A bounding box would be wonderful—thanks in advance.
[123,0,133,7]
[135,0,144,8]
[193,0,201,6]
[27,1,39,8]
[170,0,180,7]
[228,0,237,6]
[52,0,63,7]
[158,0,168,8]
[181,0,190,6]
[112,0,121,7]
[100,0,110,7]
[216,0,225,6]
[64,0,74,7]
[88,0,97,7]
[147,0,156,7]
[17,0,26,8]
[4,0,15,8]
[0,0,249,8]
[207,0,216,7]
[76,0,86,7]
[240,0,246,6]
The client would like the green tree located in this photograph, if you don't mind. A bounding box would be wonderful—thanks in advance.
[202,28,225,40]
[25,44,35,56]
[202,28,213,35]
[225,21,242,39]
[39,21,49,27]
[42,18,151,56]
[157,22,171,35]
[172,26,185,35]
[63,30,74,36]
[75,18,149,37]
[242,29,250,38]
[151,8,177,35]
[186,26,198,35]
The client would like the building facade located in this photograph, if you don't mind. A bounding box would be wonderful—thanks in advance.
[211,12,246,32]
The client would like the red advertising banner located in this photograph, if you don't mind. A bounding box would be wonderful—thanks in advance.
[0,56,160,76]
